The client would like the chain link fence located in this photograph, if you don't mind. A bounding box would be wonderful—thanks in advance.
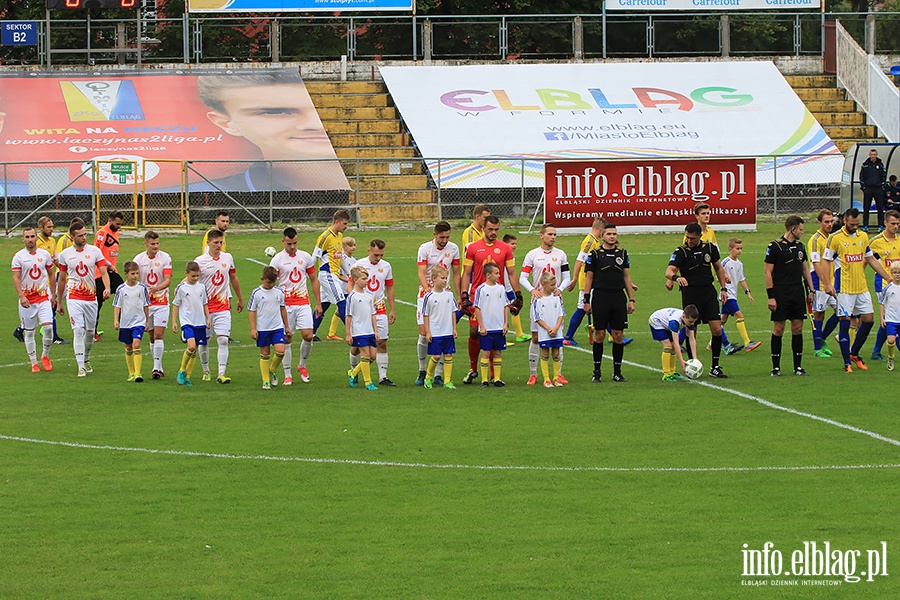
[2,155,843,234]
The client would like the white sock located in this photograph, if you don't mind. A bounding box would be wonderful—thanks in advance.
[84,331,95,363]
[152,339,164,371]
[73,327,86,369]
[529,341,539,376]
[349,351,360,369]
[199,345,210,372]
[417,334,428,370]
[216,335,229,376]
[299,339,313,368]
[435,356,444,377]
[42,325,53,357]
[24,329,37,365]
[376,352,389,381]
[559,344,564,367]
[283,344,294,376]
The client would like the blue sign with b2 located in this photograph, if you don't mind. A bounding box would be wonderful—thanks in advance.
[1,22,38,46]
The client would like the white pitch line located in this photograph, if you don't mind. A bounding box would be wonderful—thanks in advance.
[0,434,897,474]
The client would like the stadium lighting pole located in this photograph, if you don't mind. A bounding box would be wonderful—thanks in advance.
[601,0,607,59]
[45,6,51,68]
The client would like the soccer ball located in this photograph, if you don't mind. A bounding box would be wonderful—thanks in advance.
[684,359,703,379]
[264,246,277,258]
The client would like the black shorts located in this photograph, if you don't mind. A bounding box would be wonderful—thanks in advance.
[591,289,628,331]
[681,285,721,324]
[771,286,808,322]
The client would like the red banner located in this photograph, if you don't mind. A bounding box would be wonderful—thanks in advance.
[544,158,757,231]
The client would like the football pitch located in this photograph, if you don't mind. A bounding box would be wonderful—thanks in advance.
[2,221,898,598]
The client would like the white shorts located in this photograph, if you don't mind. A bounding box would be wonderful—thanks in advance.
[812,290,837,313]
[19,300,53,330]
[67,299,98,331]
[148,305,170,330]
[577,288,590,310]
[210,310,232,337]
[375,313,389,340]
[286,304,313,332]
[319,272,346,305]
[837,292,874,318]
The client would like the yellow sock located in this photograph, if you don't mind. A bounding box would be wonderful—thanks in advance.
[512,314,525,337]
[662,349,675,376]
[328,313,342,337]
[480,358,490,383]
[850,324,858,346]
[133,349,142,376]
[260,355,271,383]
[184,350,197,376]
[180,350,191,371]
[540,357,550,381]
[736,319,751,345]
[426,356,438,378]
[889,342,896,359]
[493,357,502,381]
[552,357,561,379]
[669,351,679,374]
[270,351,285,373]
[443,356,453,381]
[125,350,135,375]
[360,359,372,385]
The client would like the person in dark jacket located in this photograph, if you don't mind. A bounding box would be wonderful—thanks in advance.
[884,175,900,212]
[860,148,887,232]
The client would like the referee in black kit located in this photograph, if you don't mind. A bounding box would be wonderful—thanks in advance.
[665,222,731,378]
[764,215,816,377]
[583,222,636,383]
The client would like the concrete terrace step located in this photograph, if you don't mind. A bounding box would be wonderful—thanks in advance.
[305,81,387,94]
[361,204,438,222]
[335,146,417,159]
[312,93,391,108]
[341,160,425,176]
[315,106,400,120]
[355,189,434,204]
[813,112,865,126]
[330,133,407,147]
[824,125,879,139]
[834,138,882,152]
[805,100,858,113]
[794,87,847,101]
[323,120,401,134]
[785,75,837,88]
[355,174,429,190]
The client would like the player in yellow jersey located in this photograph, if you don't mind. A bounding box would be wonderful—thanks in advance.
[461,204,490,253]
[564,217,602,346]
[311,209,350,341]
[818,207,891,371]
[683,203,719,247]
[201,211,229,254]
[807,209,839,358]
[867,209,900,360]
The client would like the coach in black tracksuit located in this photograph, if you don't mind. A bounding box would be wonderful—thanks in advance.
[859,148,887,231]
[583,222,635,383]
[665,222,730,379]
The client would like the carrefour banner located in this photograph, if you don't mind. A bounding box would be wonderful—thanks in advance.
[0,69,349,195]
[188,0,413,12]
[379,62,842,188]
[607,0,820,10]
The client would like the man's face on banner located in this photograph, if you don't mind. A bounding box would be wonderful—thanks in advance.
[206,83,332,160]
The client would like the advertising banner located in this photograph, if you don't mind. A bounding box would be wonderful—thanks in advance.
[606,0,820,10]
[188,0,413,12]
[545,158,757,233]
[379,62,842,188]
[0,69,349,196]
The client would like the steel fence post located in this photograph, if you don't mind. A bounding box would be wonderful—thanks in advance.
[520,159,526,218]
[3,163,7,233]
[773,156,778,218]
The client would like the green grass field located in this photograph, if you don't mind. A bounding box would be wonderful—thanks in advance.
[2,220,898,598]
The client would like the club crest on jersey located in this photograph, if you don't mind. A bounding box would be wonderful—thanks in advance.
[494,248,501,254]
[704,254,711,262]
[616,257,624,265]
[798,250,804,260]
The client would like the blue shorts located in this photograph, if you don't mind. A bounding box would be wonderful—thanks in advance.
[887,322,900,338]
[479,330,507,352]
[427,335,456,356]
[181,325,208,346]
[721,298,741,316]
[650,326,676,342]
[118,326,145,344]
[257,328,286,348]
[539,338,564,349]
[352,334,377,348]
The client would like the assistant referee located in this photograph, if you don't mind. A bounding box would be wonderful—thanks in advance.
[665,222,730,379]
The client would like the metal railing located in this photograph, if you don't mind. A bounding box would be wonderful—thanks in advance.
[5,11,900,66]
[2,155,843,233]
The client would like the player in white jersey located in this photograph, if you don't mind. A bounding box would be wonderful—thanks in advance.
[345,265,380,390]
[518,225,571,383]
[11,227,56,373]
[532,272,567,387]
[57,221,110,376]
[421,265,459,389]
[473,263,510,387]
[172,261,210,387]
[352,239,396,386]
[879,264,900,371]
[649,305,700,381]
[195,228,243,383]
[717,238,761,354]
[113,261,151,383]
[415,221,462,386]
[248,266,291,390]
[325,236,358,341]
[133,230,172,379]
[269,227,322,385]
